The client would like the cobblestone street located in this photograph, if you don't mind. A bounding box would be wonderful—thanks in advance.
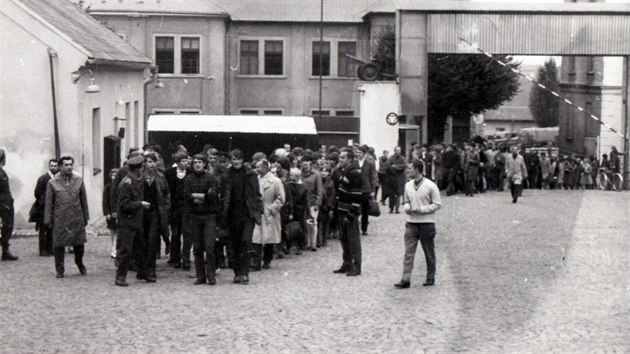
[1,190,628,353]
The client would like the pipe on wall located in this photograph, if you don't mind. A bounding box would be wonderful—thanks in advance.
[48,48,61,159]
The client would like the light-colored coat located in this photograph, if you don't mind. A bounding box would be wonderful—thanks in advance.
[505,154,528,185]
[44,174,89,247]
[252,172,285,245]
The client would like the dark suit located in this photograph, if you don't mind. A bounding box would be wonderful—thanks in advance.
[358,158,375,234]
[34,172,54,254]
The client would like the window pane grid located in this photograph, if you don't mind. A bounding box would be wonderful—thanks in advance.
[312,41,330,76]
[264,41,283,75]
[240,40,259,75]
[156,37,174,74]
[181,37,200,74]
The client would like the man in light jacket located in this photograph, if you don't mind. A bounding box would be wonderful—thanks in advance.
[505,146,528,203]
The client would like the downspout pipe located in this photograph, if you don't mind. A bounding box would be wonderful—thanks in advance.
[48,48,61,159]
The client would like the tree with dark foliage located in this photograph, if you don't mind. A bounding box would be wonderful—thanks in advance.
[428,54,521,142]
[528,59,560,128]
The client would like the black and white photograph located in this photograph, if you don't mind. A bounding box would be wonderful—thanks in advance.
[1,0,629,352]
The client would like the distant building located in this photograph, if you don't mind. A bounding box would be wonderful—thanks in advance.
[1,0,151,227]
[482,65,539,138]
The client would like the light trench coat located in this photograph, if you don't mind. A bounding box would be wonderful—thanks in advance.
[252,172,285,245]
[44,173,89,247]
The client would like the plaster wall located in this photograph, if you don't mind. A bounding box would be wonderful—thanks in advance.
[358,82,400,157]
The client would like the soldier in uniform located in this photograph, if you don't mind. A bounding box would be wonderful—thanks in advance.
[115,155,149,286]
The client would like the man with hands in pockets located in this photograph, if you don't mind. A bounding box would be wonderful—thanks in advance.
[395,160,442,289]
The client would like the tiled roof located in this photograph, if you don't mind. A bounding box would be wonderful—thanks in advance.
[87,0,385,23]
[17,0,151,66]
[485,107,534,122]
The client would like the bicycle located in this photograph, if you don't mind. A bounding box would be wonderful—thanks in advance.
[596,168,624,191]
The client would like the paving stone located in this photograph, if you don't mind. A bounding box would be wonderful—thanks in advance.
[0,190,628,352]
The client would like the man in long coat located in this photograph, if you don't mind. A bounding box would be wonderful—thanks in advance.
[505,146,528,203]
[44,156,89,278]
[252,159,285,270]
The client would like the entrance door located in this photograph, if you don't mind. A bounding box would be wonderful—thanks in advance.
[103,135,121,187]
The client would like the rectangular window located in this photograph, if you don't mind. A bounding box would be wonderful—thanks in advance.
[335,110,355,117]
[312,110,331,116]
[264,41,283,75]
[180,111,200,115]
[156,36,175,74]
[133,101,139,152]
[240,109,259,115]
[92,108,101,175]
[181,37,200,74]
[565,108,574,139]
[263,110,283,115]
[312,41,330,76]
[240,40,259,75]
[338,42,357,77]
[154,110,175,115]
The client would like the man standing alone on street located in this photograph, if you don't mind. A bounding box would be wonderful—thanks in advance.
[332,148,363,276]
[44,156,89,278]
[0,149,18,261]
[395,160,441,289]
[505,145,528,204]
[34,159,59,256]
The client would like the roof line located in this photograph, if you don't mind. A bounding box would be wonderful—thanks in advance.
[88,11,230,19]
[88,58,152,68]
[11,0,92,58]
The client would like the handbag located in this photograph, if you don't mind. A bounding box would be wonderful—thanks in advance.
[368,199,381,217]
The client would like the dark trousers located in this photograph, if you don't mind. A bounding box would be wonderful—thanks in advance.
[339,213,361,272]
[446,168,458,195]
[510,181,522,200]
[387,180,401,212]
[169,208,191,266]
[0,206,14,249]
[116,226,142,281]
[360,192,370,233]
[37,222,53,254]
[402,223,436,282]
[137,209,160,277]
[190,214,217,282]
[229,218,255,277]
[54,244,84,274]
[253,243,274,268]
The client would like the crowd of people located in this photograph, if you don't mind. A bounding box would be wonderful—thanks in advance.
[383,142,624,199]
[1,140,620,288]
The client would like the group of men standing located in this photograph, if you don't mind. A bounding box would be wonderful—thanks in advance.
[1,142,444,290]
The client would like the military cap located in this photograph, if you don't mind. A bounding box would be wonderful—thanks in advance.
[127,155,145,167]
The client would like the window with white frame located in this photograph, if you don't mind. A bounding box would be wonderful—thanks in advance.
[263,109,283,115]
[155,35,201,75]
[265,41,283,75]
[156,37,175,74]
[240,41,259,75]
[239,39,284,76]
[312,41,331,76]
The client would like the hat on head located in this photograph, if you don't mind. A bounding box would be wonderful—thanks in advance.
[127,155,145,167]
